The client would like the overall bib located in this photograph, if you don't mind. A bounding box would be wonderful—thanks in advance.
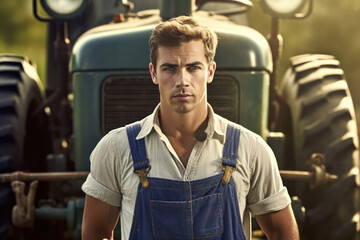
[126,124,247,240]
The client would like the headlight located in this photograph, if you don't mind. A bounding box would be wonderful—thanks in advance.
[40,0,88,19]
[259,0,307,18]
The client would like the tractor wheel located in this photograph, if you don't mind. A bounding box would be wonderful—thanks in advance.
[0,56,52,239]
[277,54,360,240]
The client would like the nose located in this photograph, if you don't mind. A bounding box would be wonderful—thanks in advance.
[175,68,190,88]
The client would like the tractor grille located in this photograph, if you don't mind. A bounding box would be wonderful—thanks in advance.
[102,75,239,134]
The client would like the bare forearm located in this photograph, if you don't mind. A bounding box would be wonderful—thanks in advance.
[82,195,120,240]
[255,205,299,240]
[265,225,299,240]
[82,225,114,240]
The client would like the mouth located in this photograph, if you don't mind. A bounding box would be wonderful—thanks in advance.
[173,93,193,101]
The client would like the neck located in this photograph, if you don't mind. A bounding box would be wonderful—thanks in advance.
[159,104,208,139]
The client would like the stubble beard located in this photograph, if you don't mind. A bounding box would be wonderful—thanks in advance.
[171,92,207,115]
[171,99,194,114]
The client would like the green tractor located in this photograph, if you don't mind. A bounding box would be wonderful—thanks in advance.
[0,0,359,239]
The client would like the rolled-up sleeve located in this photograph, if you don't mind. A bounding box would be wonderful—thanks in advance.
[81,132,122,207]
[247,136,291,216]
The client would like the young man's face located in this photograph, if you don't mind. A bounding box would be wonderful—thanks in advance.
[149,40,216,115]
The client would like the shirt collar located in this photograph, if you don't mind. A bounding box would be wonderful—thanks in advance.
[206,104,226,144]
[136,103,226,144]
[136,104,160,140]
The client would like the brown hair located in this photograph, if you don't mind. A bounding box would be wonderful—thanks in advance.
[149,16,218,70]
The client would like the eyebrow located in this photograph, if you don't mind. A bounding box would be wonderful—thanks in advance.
[159,63,178,68]
[159,61,204,68]
[186,61,204,67]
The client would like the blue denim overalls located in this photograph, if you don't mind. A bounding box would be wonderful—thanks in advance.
[126,123,247,240]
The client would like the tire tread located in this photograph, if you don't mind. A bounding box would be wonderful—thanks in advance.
[279,54,360,239]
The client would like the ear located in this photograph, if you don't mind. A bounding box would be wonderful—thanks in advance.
[207,61,216,84]
[149,63,158,85]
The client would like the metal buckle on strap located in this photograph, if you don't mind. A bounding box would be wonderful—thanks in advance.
[220,161,236,185]
[134,166,151,188]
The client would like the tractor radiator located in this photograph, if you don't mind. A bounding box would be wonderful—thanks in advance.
[102,75,239,134]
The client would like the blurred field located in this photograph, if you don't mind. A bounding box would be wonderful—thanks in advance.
[248,0,360,125]
[0,1,46,83]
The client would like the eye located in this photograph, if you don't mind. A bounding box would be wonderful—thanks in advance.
[162,66,176,72]
[188,65,201,71]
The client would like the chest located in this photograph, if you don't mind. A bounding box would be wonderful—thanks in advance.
[120,130,249,200]
[166,136,197,168]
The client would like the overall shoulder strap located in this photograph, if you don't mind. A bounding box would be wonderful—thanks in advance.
[126,124,149,171]
[221,124,241,185]
[222,124,241,167]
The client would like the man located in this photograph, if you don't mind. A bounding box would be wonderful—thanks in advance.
[82,16,299,240]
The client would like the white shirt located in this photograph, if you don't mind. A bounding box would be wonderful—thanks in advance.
[82,104,290,240]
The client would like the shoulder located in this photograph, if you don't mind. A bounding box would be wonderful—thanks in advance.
[89,117,152,176]
[98,113,152,151]
[89,126,129,171]
[214,114,273,165]
[230,125,277,174]
[95,126,128,153]
[214,113,265,147]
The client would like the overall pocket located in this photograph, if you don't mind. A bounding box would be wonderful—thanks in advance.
[150,193,223,239]
[193,193,223,238]
[150,199,188,239]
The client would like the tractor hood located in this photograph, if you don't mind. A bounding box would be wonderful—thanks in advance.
[70,12,272,72]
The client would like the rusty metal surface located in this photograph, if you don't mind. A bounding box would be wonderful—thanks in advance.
[11,181,38,228]
[280,170,337,182]
[280,170,313,180]
[0,169,337,183]
[0,171,89,182]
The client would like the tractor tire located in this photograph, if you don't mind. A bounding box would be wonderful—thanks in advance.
[0,56,52,239]
[277,54,360,240]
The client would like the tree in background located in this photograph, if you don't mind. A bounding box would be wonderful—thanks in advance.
[0,1,46,83]
[249,0,360,122]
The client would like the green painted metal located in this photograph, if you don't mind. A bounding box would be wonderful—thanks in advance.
[73,72,104,172]
[67,199,85,240]
[266,132,286,170]
[71,25,155,72]
[214,26,272,71]
[35,198,84,239]
[73,70,269,172]
[73,70,150,172]
[70,14,272,72]
[36,205,68,220]
[210,71,270,138]
[228,71,269,138]
[160,0,194,20]
[36,198,118,240]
